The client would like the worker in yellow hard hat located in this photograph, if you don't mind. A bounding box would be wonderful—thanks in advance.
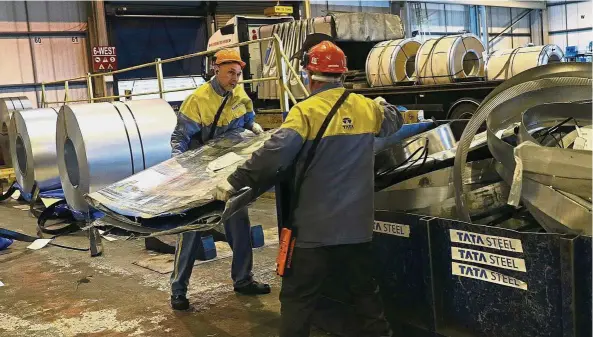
[169,48,269,311]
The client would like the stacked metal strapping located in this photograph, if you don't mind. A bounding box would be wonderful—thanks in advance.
[453,62,592,235]
[56,99,176,212]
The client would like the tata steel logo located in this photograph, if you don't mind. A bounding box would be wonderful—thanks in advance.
[342,117,353,130]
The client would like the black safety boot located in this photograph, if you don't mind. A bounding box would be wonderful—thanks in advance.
[234,280,271,295]
[171,295,190,311]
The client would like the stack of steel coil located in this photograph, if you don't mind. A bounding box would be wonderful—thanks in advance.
[56,99,176,212]
[0,97,33,166]
[9,108,61,193]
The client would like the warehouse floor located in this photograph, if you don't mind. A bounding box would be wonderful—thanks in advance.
[0,197,332,337]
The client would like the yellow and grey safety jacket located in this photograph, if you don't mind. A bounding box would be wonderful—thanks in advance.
[228,84,403,248]
[171,77,255,154]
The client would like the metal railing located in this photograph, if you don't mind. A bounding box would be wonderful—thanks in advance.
[41,34,309,112]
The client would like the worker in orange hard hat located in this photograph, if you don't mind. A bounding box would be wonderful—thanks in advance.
[213,48,246,68]
[169,47,269,311]
[214,35,400,336]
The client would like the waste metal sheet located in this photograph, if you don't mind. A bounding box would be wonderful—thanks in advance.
[86,129,271,219]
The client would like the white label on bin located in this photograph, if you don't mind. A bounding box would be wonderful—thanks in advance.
[374,221,410,238]
[452,262,528,290]
[451,246,527,272]
[449,229,523,253]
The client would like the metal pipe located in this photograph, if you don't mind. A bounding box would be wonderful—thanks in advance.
[272,35,290,114]
[155,58,164,99]
[41,83,46,108]
[0,31,87,37]
[304,0,312,19]
[91,76,281,102]
[240,77,277,84]
[43,76,86,85]
[479,5,489,54]
[24,1,41,107]
[43,99,89,104]
[86,73,94,103]
[64,80,69,103]
[274,34,310,97]
[283,83,298,105]
[162,37,275,64]
[114,14,205,19]
[488,9,532,45]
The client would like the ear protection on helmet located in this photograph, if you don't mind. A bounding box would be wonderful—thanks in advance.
[300,51,309,69]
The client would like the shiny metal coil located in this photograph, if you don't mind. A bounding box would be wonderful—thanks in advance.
[366,38,422,86]
[486,44,564,81]
[9,108,61,192]
[56,99,176,212]
[415,34,485,85]
[0,96,33,166]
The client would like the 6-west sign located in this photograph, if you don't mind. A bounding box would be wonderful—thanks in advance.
[92,46,117,72]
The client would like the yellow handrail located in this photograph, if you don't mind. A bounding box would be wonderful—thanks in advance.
[42,36,293,112]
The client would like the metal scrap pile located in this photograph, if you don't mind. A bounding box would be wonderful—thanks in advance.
[376,63,592,234]
[454,62,592,235]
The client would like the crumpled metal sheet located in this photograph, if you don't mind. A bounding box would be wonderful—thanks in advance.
[453,62,592,234]
[375,159,507,219]
[86,128,271,219]
[331,13,404,41]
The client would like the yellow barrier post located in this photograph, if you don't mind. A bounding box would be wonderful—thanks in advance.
[155,58,165,99]
[40,82,46,108]
[86,73,94,103]
[273,36,290,114]
[64,80,70,104]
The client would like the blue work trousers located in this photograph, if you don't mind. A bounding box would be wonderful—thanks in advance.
[170,208,254,296]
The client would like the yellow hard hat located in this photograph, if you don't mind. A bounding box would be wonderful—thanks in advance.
[214,49,246,68]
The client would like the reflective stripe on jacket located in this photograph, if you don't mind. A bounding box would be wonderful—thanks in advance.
[228,86,403,248]
[171,79,255,154]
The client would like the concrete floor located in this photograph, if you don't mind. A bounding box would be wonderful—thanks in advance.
[0,197,332,337]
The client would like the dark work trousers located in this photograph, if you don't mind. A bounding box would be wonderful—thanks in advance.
[279,242,392,337]
[170,207,254,296]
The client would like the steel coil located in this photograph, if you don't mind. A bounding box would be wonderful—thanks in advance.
[0,96,33,166]
[56,99,176,212]
[8,108,61,192]
[366,38,421,87]
[486,44,564,81]
[415,34,485,85]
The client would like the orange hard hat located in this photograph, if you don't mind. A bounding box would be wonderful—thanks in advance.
[304,41,347,74]
[214,49,246,68]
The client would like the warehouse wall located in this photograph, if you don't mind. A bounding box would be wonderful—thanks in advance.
[488,6,533,51]
[403,2,542,53]
[310,1,391,17]
[406,2,470,40]
[0,1,91,108]
[547,0,592,53]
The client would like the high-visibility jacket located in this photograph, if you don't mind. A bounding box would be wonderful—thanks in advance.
[228,85,403,248]
[171,78,255,154]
